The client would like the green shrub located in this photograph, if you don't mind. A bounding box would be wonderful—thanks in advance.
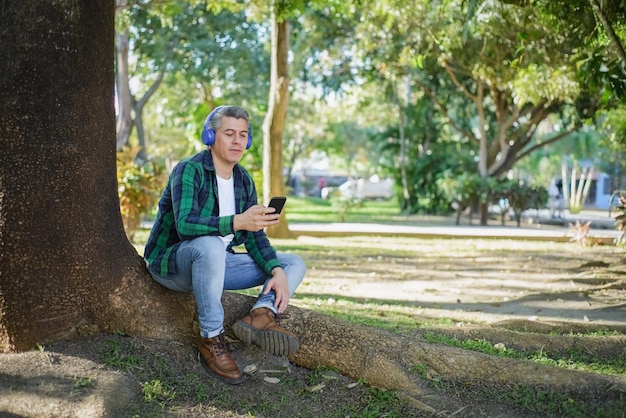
[329,194,364,222]
[497,179,548,227]
[117,147,166,241]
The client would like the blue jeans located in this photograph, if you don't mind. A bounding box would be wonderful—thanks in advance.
[148,236,306,338]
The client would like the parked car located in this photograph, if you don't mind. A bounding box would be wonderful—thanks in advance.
[322,176,393,200]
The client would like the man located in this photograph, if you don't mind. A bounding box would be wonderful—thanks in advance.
[144,105,306,385]
[548,179,564,219]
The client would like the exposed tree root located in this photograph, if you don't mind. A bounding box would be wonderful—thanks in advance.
[115,271,626,414]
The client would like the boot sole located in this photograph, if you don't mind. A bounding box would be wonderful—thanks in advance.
[197,350,244,385]
[232,321,300,356]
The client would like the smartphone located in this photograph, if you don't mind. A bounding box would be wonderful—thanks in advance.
[267,196,287,214]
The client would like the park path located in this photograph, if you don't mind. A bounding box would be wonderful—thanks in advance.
[289,209,622,242]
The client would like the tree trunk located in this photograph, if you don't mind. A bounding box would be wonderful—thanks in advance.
[115,2,166,164]
[0,0,191,353]
[263,8,292,239]
[395,80,410,212]
[479,200,489,225]
[133,69,165,164]
[115,27,133,151]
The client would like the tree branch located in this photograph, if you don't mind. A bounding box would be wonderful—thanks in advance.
[442,60,478,103]
[412,76,477,143]
[136,69,165,111]
[588,0,626,66]
[515,124,581,162]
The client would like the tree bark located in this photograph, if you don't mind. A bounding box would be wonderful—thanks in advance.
[0,0,187,352]
[115,24,133,151]
[263,8,292,239]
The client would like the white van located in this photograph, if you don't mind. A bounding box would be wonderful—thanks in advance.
[324,176,393,200]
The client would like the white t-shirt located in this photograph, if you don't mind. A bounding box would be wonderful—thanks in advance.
[216,174,235,248]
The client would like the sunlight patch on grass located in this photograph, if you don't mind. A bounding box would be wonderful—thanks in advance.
[291,296,461,331]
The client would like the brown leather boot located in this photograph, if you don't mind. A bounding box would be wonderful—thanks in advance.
[197,332,243,385]
[232,307,299,356]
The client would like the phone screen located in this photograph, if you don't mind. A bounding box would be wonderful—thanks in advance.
[268,196,287,214]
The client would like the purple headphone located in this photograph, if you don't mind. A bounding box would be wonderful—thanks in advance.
[201,106,253,149]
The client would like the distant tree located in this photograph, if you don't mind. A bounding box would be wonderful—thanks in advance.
[350,0,625,223]
[597,106,626,191]
[504,0,626,69]
[256,0,359,237]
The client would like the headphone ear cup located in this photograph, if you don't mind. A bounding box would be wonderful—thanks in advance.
[202,107,221,146]
[202,127,215,146]
[246,126,253,149]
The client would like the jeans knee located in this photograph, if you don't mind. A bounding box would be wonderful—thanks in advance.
[281,253,306,286]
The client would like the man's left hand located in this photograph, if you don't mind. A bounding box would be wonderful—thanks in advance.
[264,268,290,313]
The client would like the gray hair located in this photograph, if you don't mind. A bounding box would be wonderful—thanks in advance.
[207,105,251,132]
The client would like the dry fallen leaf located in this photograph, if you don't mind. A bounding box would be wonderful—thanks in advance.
[308,383,326,392]
[243,364,257,374]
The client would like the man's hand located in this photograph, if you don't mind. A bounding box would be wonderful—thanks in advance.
[234,204,280,232]
[264,268,290,313]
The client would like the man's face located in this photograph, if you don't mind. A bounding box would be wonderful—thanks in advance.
[211,116,249,166]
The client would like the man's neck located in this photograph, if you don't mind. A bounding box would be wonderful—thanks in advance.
[210,149,234,179]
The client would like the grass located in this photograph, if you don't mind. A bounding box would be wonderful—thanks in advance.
[91,329,414,417]
[285,196,398,223]
[235,245,624,416]
[99,339,142,372]
[421,331,626,378]
[128,196,626,417]
[283,196,452,225]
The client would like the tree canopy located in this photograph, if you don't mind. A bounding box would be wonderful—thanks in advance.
[114,0,626,224]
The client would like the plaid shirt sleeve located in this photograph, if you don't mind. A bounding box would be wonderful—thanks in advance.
[172,161,234,239]
[244,229,281,275]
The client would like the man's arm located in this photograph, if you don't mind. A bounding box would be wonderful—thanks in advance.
[172,162,230,238]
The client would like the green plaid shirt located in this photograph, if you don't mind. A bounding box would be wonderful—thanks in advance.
[144,149,280,276]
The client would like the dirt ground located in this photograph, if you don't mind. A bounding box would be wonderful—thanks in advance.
[1,234,625,417]
[294,235,626,328]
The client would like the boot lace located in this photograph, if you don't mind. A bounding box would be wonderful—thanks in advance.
[210,333,229,356]
[275,312,291,326]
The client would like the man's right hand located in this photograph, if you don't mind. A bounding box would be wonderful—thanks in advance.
[234,205,280,232]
